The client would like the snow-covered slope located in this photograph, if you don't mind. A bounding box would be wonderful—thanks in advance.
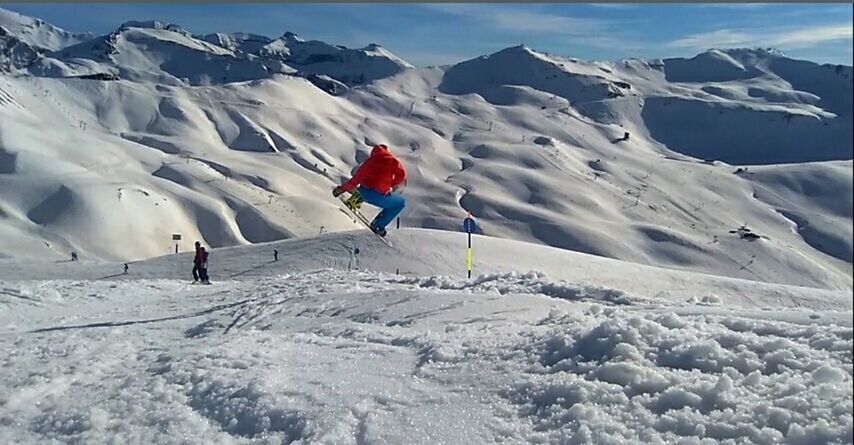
[1,229,851,444]
[0,27,41,73]
[32,21,290,84]
[440,45,633,106]
[3,228,849,307]
[649,49,853,164]
[0,8,851,292]
[0,8,92,74]
[253,32,413,85]
[201,32,274,55]
[0,8,90,52]
[197,31,412,87]
[9,18,412,88]
[441,45,851,165]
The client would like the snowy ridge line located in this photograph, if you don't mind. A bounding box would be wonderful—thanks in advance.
[382,270,644,305]
[1,22,851,291]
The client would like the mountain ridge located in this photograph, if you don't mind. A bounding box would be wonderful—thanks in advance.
[0,7,850,290]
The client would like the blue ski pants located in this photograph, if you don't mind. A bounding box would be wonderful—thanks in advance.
[358,186,406,229]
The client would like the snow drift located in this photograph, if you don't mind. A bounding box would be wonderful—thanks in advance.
[0,232,850,444]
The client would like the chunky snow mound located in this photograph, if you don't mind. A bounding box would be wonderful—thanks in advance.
[0,263,850,443]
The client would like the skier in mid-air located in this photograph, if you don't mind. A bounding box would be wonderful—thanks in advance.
[332,144,406,237]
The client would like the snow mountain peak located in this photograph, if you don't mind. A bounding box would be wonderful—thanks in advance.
[0,7,91,51]
[119,20,190,36]
[0,6,850,293]
[0,8,851,442]
[281,31,304,42]
[0,7,413,86]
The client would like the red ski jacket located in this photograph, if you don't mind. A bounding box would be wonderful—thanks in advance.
[341,144,406,194]
[194,248,204,265]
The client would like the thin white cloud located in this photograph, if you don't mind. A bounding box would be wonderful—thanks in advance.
[587,3,636,9]
[488,10,605,35]
[773,23,852,47]
[668,22,853,50]
[422,4,605,35]
[669,29,753,49]
[694,3,770,10]
[419,4,637,50]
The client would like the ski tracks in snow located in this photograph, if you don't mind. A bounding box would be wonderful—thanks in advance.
[0,270,851,443]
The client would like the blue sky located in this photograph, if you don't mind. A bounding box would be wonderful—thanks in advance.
[2,3,852,66]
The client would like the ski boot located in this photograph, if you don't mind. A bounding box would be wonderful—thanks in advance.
[369,222,387,237]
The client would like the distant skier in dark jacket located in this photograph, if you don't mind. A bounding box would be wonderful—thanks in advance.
[199,247,210,284]
[192,241,203,282]
[332,144,406,237]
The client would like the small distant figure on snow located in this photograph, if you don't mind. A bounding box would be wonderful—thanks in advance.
[623,131,630,141]
[199,247,210,284]
[274,249,279,262]
[192,241,203,283]
[71,251,78,262]
[123,263,129,274]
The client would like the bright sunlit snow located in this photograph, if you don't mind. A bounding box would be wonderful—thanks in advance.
[0,6,851,444]
[1,230,852,444]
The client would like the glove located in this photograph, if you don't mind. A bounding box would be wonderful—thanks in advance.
[332,185,344,197]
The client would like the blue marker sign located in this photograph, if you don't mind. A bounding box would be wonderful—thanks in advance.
[463,217,477,233]
[462,214,477,279]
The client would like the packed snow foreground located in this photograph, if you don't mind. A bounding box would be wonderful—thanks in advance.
[1,229,851,444]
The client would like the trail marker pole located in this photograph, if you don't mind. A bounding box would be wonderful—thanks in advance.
[467,231,472,278]
[462,213,477,279]
[172,233,181,254]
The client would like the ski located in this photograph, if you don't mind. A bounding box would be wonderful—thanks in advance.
[336,194,393,247]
